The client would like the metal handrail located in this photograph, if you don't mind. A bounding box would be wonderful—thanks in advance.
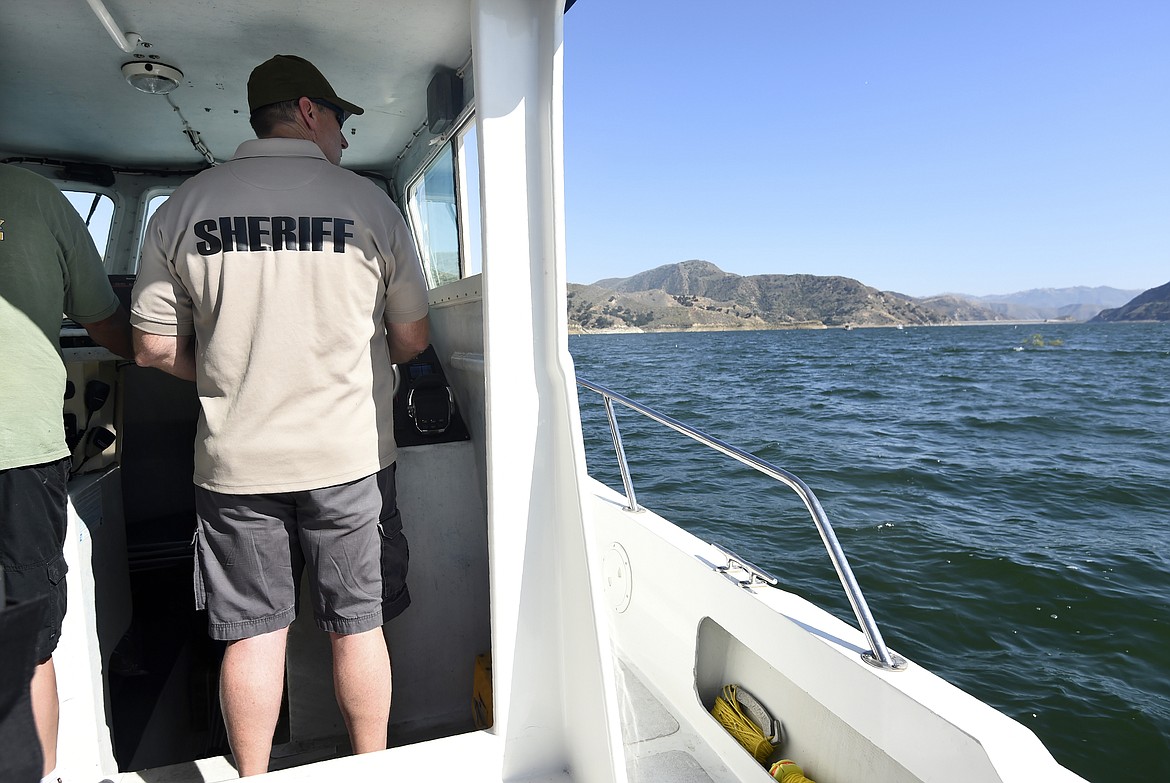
[577,376,906,672]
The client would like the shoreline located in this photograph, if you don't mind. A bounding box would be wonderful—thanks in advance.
[568,319,1088,336]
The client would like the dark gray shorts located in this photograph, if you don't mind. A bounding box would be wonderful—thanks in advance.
[0,458,70,661]
[193,463,410,641]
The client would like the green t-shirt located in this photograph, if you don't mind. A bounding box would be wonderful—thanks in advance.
[0,164,119,470]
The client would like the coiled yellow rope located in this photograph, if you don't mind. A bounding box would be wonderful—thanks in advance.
[770,759,817,782]
[711,684,774,764]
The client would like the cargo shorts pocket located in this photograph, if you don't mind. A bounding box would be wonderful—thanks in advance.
[43,554,69,652]
[192,528,206,611]
[45,554,68,589]
[378,509,410,621]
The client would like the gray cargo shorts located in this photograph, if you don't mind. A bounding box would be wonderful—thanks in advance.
[193,463,410,641]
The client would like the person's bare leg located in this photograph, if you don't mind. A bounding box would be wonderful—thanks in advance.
[331,628,391,753]
[30,657,59,777]
[220,627,289,776]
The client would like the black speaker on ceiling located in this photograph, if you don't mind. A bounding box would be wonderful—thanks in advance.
[427,67,463,134]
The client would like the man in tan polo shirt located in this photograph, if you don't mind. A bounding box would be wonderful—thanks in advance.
[132,55,429,776]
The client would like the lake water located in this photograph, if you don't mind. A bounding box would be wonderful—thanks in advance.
[570,322,1170,782]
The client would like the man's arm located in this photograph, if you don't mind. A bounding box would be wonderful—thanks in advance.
[133,329,196,381]
[82,305,134,360]
[388,317,429,364]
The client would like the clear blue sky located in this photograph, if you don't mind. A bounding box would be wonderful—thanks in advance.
[562,1,1169,297]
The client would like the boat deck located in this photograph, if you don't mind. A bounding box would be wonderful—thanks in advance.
[109,658,722,782]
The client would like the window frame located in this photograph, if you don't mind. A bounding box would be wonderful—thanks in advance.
[454,120,482,278]
[406,143,461,289]
[403,112,482,288]
[61,188,118,266]
[133,187,175,272]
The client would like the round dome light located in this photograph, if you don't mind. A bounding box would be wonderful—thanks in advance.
[121,61,183,94]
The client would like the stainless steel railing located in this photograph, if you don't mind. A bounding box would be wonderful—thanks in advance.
[577,376,906,672]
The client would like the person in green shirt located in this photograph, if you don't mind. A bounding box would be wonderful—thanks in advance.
[0,163,132,783]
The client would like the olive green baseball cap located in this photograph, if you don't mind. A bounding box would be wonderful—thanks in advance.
[247,54,364,116]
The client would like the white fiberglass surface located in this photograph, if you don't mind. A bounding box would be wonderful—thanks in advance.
[586,481,1086,783]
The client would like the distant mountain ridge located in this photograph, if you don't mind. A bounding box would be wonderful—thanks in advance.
[570,260,986,332]
[569,260,1162,332]
[1091,281,1170,322]
[946,286,1144,322]
[971,286,1140,308]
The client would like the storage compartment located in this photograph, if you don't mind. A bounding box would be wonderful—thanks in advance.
[696,616,921,783]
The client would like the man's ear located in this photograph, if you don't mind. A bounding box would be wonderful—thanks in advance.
[297,96,318,128]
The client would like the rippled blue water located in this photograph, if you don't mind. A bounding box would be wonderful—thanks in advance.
[570,323,1170,782]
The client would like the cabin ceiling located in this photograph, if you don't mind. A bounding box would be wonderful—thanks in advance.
[0,0,473,172]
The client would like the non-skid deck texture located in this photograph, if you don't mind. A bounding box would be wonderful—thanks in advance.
[617,661,716,782]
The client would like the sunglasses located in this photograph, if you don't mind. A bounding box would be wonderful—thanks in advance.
[312,99,348,128]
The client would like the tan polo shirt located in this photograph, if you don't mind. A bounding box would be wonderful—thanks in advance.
[131,139,429,494]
